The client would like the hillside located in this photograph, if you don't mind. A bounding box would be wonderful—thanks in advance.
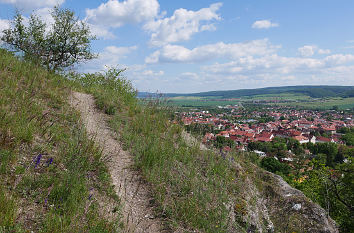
[138,86,354,99]
[0,49,339,232]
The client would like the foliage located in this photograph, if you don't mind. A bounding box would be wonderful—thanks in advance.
[341,132,354,146]
[0,48,120,232]
[260,157,290,175]
[75,68,251,232]
[1,7,96,71]
[70,67,136,115]
[214,135,235,149]
[185,123,214,137]
[291,159,354,232]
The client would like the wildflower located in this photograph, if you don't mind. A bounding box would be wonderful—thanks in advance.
[46,157,53,167]
[88,193,93,200]
[34,154,42,168]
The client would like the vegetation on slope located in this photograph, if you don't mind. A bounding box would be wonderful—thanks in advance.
[0,49,121,232]
[72,69,338,233]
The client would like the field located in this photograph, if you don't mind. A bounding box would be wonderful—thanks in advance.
[165,94,354,110]
[271,97,354,110]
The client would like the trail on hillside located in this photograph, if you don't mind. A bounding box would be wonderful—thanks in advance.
[70,92,165,233]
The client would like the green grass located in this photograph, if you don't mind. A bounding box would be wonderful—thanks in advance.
[1,48,338,232]
[74,70,277,232]
[272,97,354,110]
[0,49,121,232]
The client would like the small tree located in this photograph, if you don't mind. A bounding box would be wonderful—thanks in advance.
[1,6,96,71]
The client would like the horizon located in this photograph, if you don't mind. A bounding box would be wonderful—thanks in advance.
[139,84,354,95]
[1,0,354,92]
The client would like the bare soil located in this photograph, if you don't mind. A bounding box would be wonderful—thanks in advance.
[70,92,166,233]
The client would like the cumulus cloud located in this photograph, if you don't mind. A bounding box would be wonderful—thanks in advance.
[0,0,64,11]
[144,3,222,46]
[252,20,278,29]
[173,52,354,91]
[85,0,159,28]
[318,48,331,54]
[298,45,331,57]
[145,38,280,63]
[0,19,10,45]
[0,19,10,33]
[180,72,200,80]
[298,45,316,57]
[87,23,116,39]
[84,45,137,72]
[202,53,354,78]
[141,69,164,76]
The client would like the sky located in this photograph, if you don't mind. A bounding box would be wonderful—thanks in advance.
[1,0,354,93]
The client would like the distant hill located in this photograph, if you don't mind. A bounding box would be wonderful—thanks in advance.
[138,86,354,99]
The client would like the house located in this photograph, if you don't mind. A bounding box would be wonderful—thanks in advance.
[255,131,274,142]
[293,135,309,144]
[316,136,335,143]
[253,150,266,157]
[321,126,336,134]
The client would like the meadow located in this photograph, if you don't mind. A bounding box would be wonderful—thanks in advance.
[165,94,354,110]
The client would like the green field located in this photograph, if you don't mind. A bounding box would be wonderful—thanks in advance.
[272,97,354,110]
[166,94,354,110]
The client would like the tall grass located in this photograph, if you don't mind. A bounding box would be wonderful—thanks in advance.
[0,49,121,232]
[73,69,252,232]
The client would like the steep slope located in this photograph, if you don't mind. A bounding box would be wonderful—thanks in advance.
[73,70,338,232]
[0,49,121,232]
[70,92,166,233]
[0,49,339,233]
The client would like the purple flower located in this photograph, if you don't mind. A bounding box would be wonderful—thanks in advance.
[46,157,53,167]
[88,194,93,200]
[34,154,42,168]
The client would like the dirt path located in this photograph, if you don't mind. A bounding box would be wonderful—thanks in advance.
[70,92,165,233]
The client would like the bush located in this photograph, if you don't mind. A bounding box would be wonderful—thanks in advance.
[261,157,290,175]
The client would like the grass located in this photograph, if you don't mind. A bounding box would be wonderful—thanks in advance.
[1,48,337,232]
[73,69,279,232]
[73,68,340,232]
[0,49,122,232]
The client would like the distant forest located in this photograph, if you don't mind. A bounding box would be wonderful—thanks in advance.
[139,86,354,99]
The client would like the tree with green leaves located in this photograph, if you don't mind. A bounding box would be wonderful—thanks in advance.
[1,6,96,71]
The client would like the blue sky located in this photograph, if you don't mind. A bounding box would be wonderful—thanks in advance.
[1,0,354,93]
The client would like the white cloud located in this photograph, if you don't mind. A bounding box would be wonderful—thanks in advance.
[324,54,354,65]
[318,48,331,54]
[298,45,316,57]
[180,72,200,80]
[145,38,280,63]
[0,19,10,33]
[84,45,137,72]
[180,53,354,91]
[0,0,64,11]
[202,53,354,79]
[0,19,10,45]
[87,23,116,39]
[252,20,279,29]
[85,0,159,28]
[141,69,164,76]
[144,3,222,46]
[298,45,331,57]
